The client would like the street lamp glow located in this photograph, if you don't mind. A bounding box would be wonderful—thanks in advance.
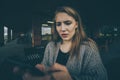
[42,24,48,26]
[47,21,54,24]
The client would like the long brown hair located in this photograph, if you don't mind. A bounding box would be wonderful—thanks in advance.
[52,6,88,58]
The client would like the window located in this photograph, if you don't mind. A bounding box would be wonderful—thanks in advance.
[4,26,8,44]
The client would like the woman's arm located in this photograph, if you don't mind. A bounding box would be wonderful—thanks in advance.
[72,44,108,80]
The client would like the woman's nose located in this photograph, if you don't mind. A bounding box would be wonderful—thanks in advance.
[61,24,66,31]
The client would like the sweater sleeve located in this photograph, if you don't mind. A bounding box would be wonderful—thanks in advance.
[72,43,108,80]
[41,42,50,69]
[41,42,55,70]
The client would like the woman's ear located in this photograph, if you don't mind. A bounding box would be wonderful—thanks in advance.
[75,26,78,28]
[75,22,78,28]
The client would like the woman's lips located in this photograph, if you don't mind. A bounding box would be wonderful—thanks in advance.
[61,34,68,38]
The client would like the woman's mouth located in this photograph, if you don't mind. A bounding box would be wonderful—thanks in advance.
[61,34,68,38]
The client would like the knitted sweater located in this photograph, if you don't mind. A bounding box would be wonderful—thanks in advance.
[41,41,108,80]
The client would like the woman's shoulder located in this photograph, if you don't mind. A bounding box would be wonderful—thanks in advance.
[46,41,60,47]
[81,38,96,46]
[81,38,98,51]
[46,41,54,47]
[83,38,99,53]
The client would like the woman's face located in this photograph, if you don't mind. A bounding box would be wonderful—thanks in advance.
[55,12,78,41]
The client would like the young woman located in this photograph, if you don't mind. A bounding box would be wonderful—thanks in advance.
[35,6,108,80]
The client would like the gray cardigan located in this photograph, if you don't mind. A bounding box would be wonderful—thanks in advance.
[41,41,108,80]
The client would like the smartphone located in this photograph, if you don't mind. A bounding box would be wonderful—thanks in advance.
[6,58,45,76]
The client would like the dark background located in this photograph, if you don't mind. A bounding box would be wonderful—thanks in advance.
[1,0,120,33]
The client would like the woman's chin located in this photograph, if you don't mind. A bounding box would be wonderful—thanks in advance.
[62,38,71,41]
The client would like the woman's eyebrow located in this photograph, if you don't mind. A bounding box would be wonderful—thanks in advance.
[63,20,71,22]
[56,20,72,23]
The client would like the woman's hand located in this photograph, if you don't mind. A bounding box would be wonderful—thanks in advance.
[35,64,45,72]
[48,63,72,80]
[52,71,72,80]
[35,63,68,73]
[35,63,72,80]
[48,63,68,72]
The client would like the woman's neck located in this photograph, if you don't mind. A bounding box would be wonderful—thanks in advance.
[62,40,71,44]
[60,40,72,53]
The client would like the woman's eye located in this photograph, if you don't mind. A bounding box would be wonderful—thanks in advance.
[56,22,61,26]
[64,21,72,25]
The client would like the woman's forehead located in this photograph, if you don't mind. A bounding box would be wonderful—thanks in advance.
[55,12,75,22]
